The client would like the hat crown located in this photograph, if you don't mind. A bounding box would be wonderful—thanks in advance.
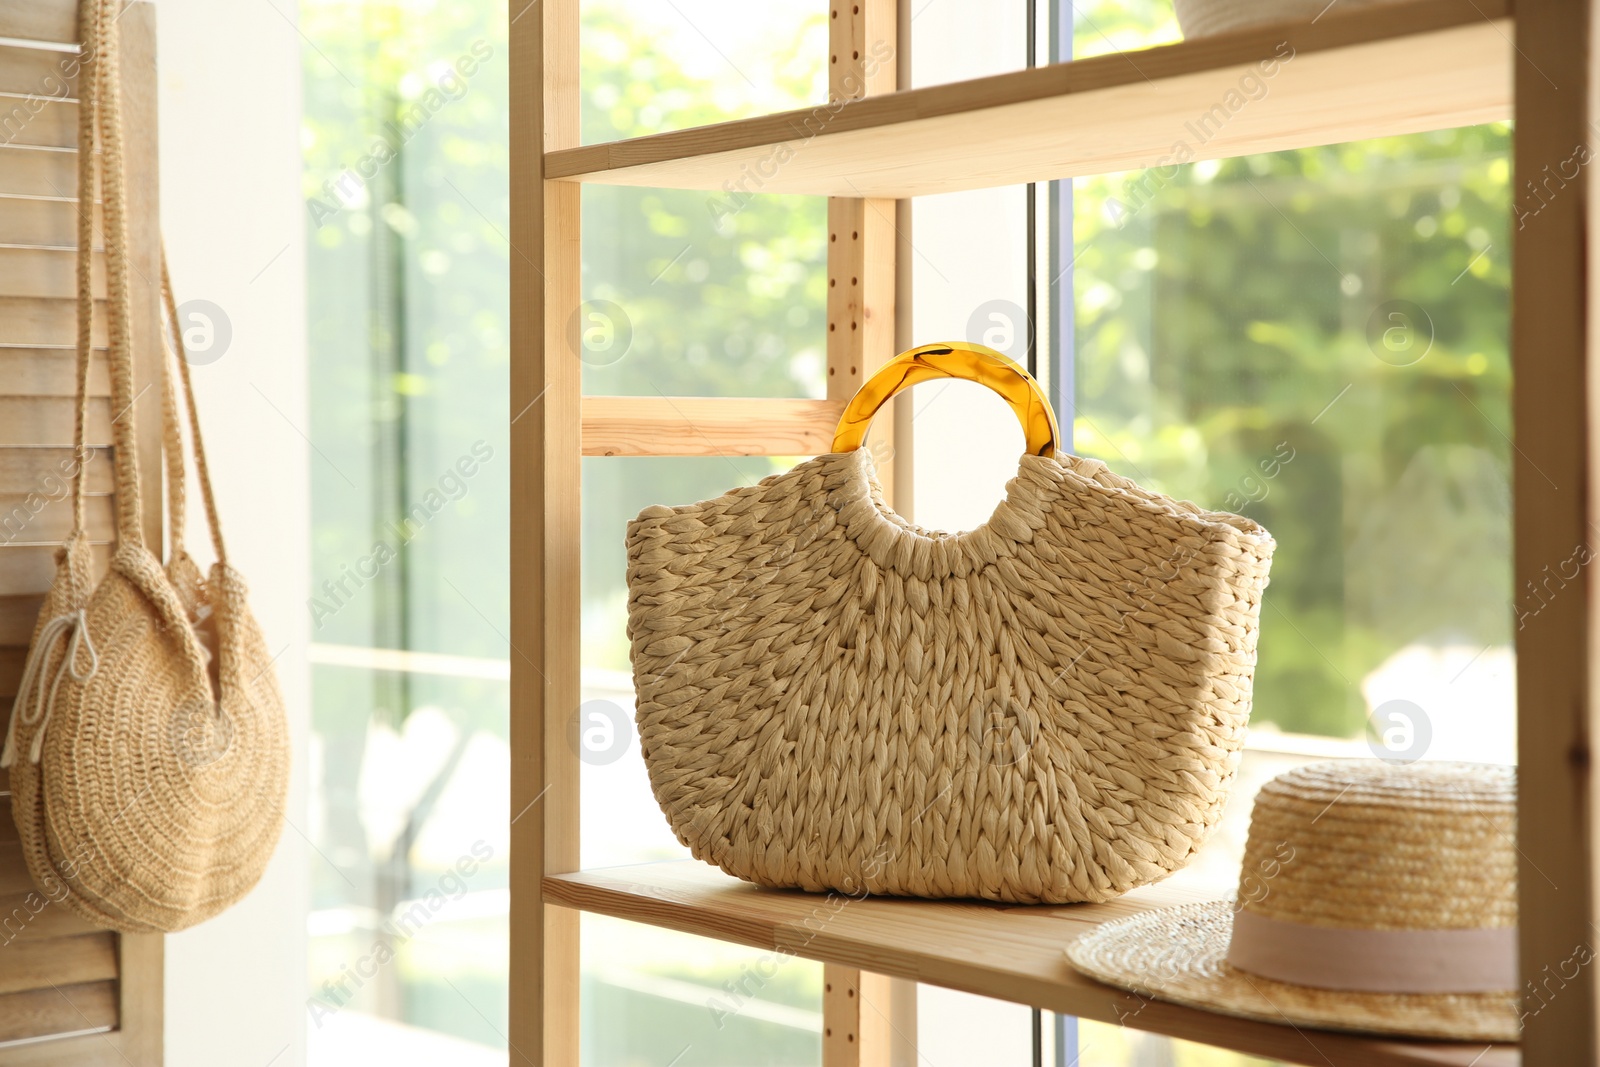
[1236,760,1515,932]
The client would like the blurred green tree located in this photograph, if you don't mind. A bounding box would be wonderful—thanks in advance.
[1073,130,1511,737]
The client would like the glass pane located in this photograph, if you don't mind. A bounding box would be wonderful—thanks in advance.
[580,188,827,399]
[578,2,827,399]
[581,916,823,1066]
[1075,1021,1285,1065]
[309,668,511,1050]
[1072,126,1513,758]
[303,0,511,1060]
[1070,0,1182,62]
[581,0,827,143]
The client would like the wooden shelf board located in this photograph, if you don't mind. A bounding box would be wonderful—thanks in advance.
[582,396,843,456]
[546,862,1517,1067]
[547,0,1510,198]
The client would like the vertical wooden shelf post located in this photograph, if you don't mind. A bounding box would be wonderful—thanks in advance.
[510,0,582,1061]
[823,0,902,1064]
[1513,0,1600,1061]
[826,0,898,504]
[823,969,893,1067]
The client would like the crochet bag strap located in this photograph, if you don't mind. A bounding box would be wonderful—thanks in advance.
[72,0,225,566]
[68,0,143,553]
[831,341,1061,458]
[158,250,229,567]
[64,0,103,557]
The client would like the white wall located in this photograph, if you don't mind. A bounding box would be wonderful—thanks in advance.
[155,1,310,1064]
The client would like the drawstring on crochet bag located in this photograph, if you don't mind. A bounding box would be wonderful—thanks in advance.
[1,611,98,768]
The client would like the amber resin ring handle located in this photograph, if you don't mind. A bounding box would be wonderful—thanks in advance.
[831,341,1061,457]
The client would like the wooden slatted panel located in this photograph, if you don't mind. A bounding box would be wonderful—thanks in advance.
[0,398,115,447]
[0,934,117,994]
[0,148,81,200]
[0,494,115,544]
[0,248,106,299]
[0,46,79,98]
[0,982,118,1046]
[0,199,103,248]
[0,597,44,645]
[0,348,111,397]
[0,7,79,46]
[0,298,109,347]
[0,102,77,151]
[0,841,46,898]
[0,892,101,944]
[0,543,111,597]
[0,448,113,494]
[0,646,25,702]
[0,3,162,1061]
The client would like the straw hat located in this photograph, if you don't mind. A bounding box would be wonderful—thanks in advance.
[1066,760,1519,1042]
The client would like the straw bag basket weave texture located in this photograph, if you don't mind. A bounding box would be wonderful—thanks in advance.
[626,344,1276,904]
[2,0,289,933]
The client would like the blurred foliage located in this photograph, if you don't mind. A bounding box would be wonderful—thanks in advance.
[578,7,829,402]
[301,0,514,1051]
[1074,135,1511,737]
[578,6,832,673]
[1070,0,1183,58]
[301,0,511,674]
[299,0,826,1056]
[1056,0,1513,740]
[581,2,828,139]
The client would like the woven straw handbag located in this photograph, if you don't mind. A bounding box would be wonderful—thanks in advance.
[627,343,1275,904]
[1,0,289,933]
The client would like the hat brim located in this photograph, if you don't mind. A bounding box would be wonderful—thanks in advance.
[1065,900,1519,1044]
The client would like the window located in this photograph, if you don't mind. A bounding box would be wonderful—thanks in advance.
[301,0,1513,1063]
[302,1,512,1061]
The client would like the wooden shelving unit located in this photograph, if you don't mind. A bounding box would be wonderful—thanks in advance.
[548,0,1510,198]
[546,863,1515,1067]
[512,0,1598,1063]
[581,396,846,457]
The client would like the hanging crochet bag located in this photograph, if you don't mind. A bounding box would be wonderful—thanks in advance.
[626,342,1275,904]
[2,0,289,933]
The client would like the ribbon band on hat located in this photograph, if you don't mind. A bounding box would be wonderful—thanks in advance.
[1064,761,1521,1044]
[1226,909,1518,994]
